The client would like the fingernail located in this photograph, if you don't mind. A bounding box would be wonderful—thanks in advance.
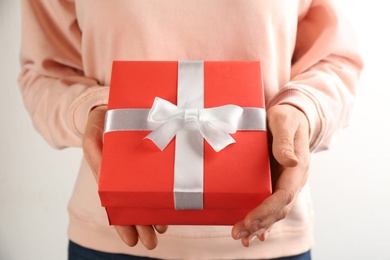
[283,150,297,160]
[262,229,271,241]
[283,150,298,164]
[237,231,249,239]
[249,234,259,246]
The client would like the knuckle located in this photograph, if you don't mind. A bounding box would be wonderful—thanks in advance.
[279,136,293,147]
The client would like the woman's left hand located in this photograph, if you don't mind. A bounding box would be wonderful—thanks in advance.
[231,104,311,246]
[83,105,168,250]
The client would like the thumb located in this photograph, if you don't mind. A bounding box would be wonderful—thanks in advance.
[268,106,299,167]
[272,132,299,167]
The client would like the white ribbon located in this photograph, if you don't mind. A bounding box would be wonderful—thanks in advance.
[144,97,243,152]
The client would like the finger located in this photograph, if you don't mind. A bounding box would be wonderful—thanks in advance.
[136,225,158,250]
[259,228,271,242]
[235,192,293,247]
[154,225,168,234]
[231,197,278,246]
[244,189,294,232]
[114,225,139,247]
[236,227,269,247]
[231,220,249,240]
[248,164,304,227]
[232,206,277,241]
[233,166,303,238]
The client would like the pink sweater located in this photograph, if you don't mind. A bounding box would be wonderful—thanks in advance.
[19,0,362,259]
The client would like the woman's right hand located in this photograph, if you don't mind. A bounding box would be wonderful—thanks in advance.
[82,105,168,250]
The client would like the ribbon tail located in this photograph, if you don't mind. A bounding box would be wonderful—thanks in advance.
[144,119,184,150]
[200,122,236,152]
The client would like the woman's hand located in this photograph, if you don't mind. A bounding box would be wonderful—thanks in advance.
[82,105,168,250]
[231,104,311,246]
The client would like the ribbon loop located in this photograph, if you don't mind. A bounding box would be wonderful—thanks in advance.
[145,97,243,152]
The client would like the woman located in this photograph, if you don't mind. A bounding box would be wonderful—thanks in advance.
[19,0,362,259]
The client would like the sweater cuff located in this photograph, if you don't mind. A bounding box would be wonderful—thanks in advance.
[70,86,110,137]
[267,85,326,152]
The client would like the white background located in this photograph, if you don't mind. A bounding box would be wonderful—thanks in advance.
[1,1,389,259]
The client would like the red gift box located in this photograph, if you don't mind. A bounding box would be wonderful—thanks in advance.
[99,61,271,225]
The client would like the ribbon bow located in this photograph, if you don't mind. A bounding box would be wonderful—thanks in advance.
[145,97,243,152]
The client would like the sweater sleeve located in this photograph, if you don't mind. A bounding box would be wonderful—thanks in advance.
[268,0,363,152]
[18,0,109,149]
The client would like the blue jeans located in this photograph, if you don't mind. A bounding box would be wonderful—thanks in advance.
[68,240,311,260]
